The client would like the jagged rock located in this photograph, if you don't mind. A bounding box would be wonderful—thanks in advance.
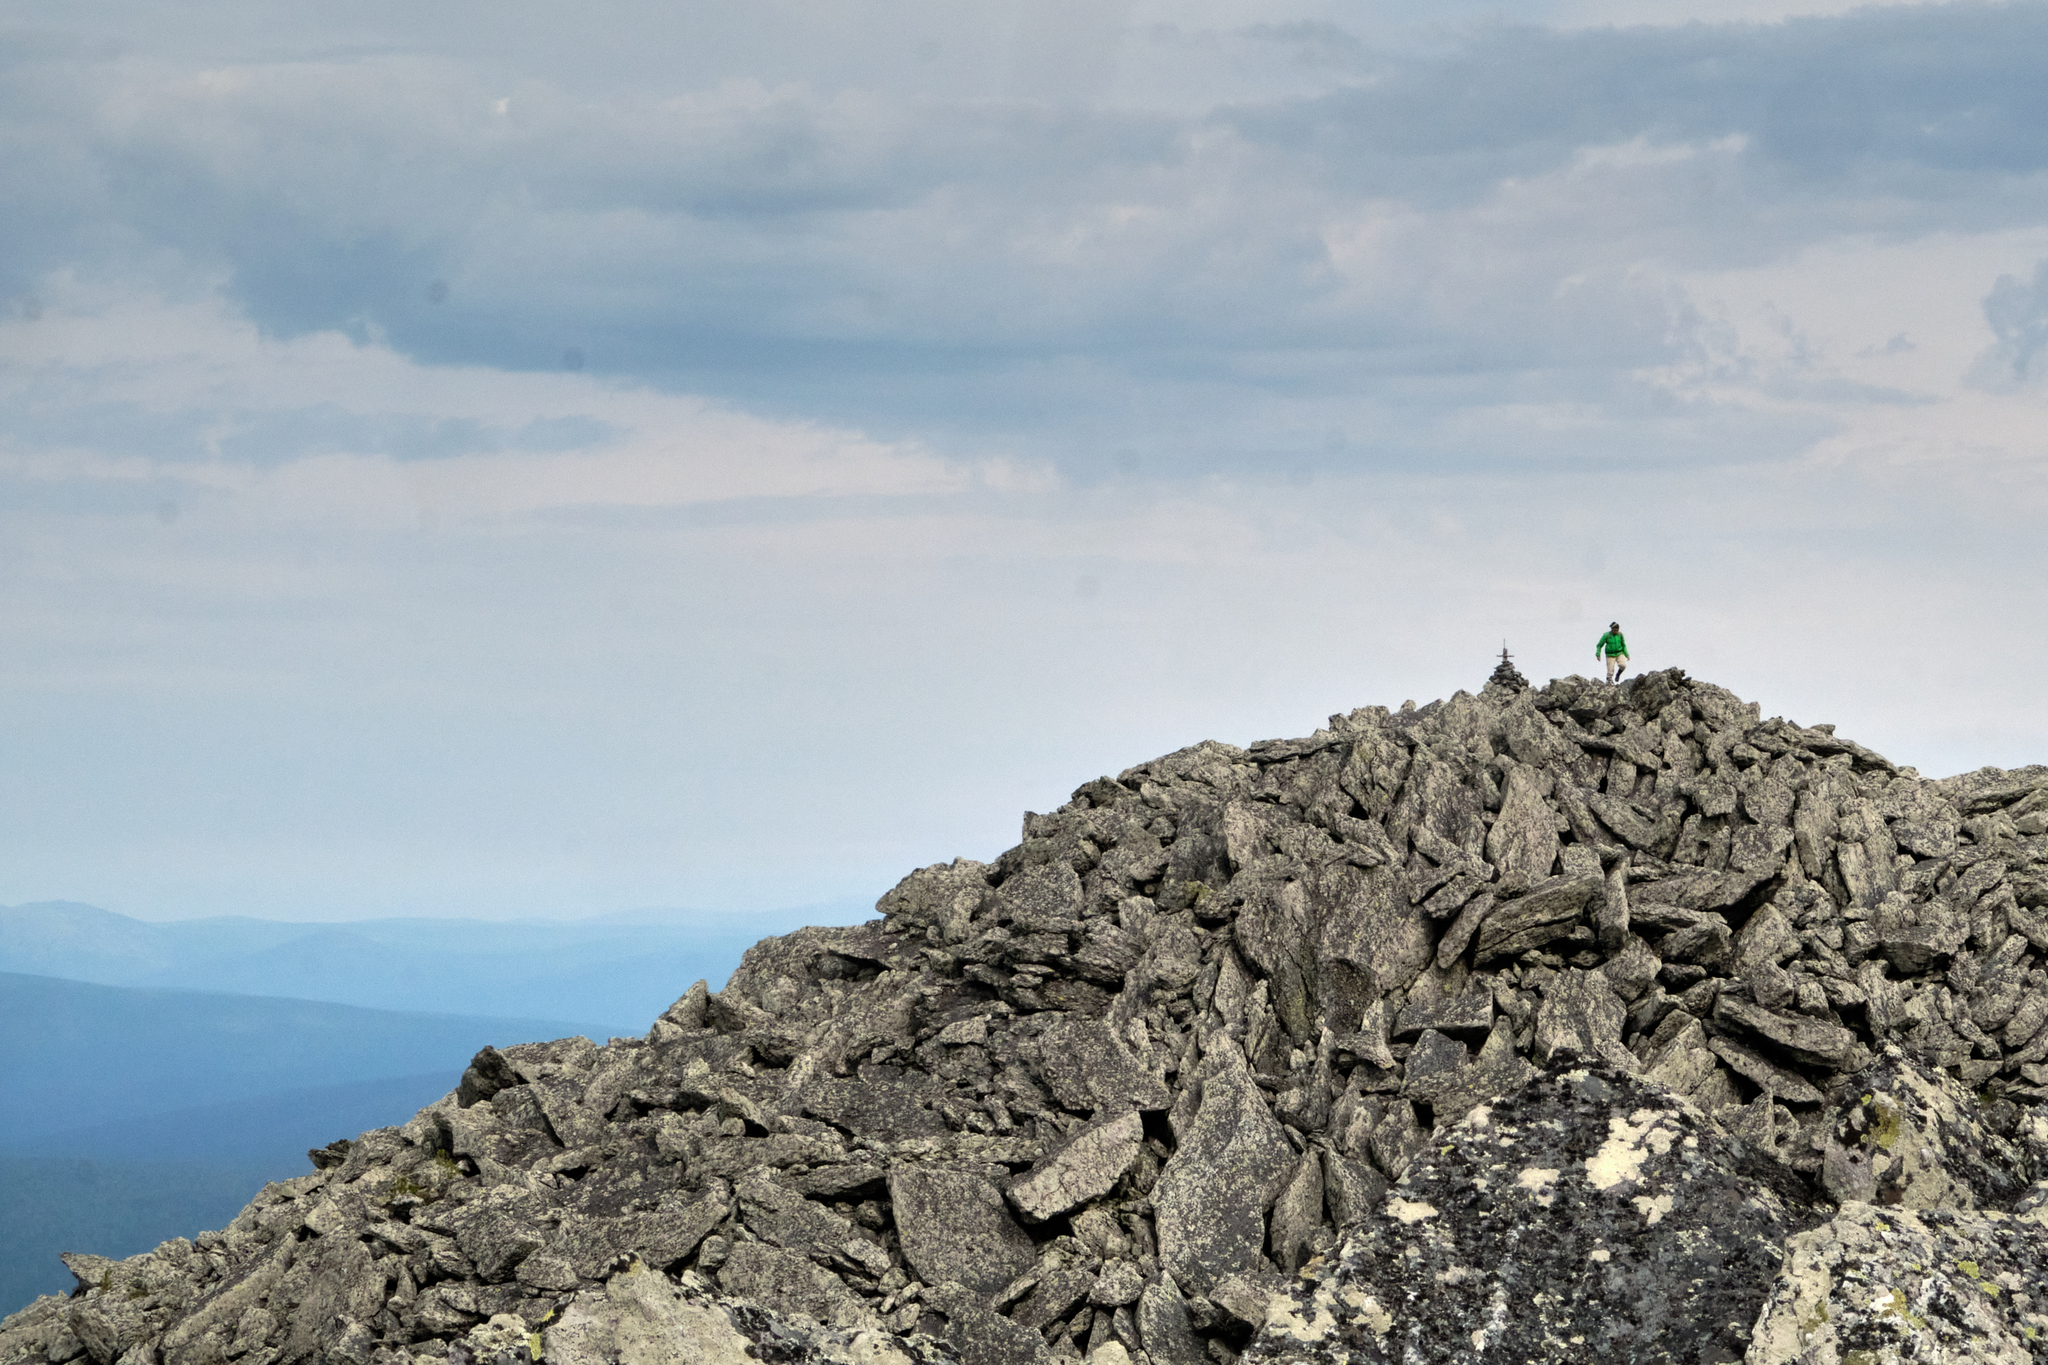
[1006,1110,1144,1223]
[10,667,2048,1365]
[459,1045,525,1107]
[716,1242,877,1331]
[1154,1044,1295,1294]
[537,1261,957,1365]
[919,1283,1051,1365]
[1135,1277,1205,1365]
[1712,993,1866,1070]
[1532,967,1631,1068]
[1243,1059,1825,1364]
[889,1168,1036,1295]
[1036,1016,1171,1114]
[1708,1035,1825,1106]
[1749,1204,2048,1364]
[1820,1046,2034,1210]
[1393,971,1493,1040]
[1473,872,1605,963]
[1485,764,1558,883]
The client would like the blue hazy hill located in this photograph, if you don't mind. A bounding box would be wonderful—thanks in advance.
[0,899,869,1027]
[0,974,625,1314]
[0,899,875,1315]
[0,972,621,1142]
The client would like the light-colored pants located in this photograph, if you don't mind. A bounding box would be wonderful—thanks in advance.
[1605,654,1629,683]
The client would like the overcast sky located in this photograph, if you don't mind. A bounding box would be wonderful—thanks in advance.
[2,0,2045,922]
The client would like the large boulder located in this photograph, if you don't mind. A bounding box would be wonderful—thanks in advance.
[1246,1059,1824,1365]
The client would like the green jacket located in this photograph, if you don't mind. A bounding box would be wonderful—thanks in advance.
[1596,630,1628,658]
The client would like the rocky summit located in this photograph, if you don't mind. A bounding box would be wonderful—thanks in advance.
[8,667,2048,1365]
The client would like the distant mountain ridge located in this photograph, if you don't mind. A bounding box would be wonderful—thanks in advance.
[0,899,867,1025]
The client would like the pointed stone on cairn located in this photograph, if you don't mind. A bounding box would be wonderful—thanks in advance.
[1488,642,1528,693]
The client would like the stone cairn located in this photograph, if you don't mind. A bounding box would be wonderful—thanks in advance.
[1485,644,1527,694]
[8,667,2048,1365]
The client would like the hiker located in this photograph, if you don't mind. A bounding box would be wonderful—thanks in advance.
[1596,622,1629,684]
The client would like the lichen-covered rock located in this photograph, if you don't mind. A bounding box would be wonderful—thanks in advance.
[1006,1110,1144,1223]
[1154,1042,1296,1294]
[536,1261,957,1365]
[1747,1203,2048,1364]
[1244,1059,1824,1365]
[887,1168,1035,1295]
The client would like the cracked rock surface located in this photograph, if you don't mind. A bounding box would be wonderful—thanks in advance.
[6,667,2048,1365]
[1245,1058,1824,1365]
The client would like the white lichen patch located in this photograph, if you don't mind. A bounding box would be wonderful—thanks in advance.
[1517,1167,1562,1207]
[1387,1198,1440,1224]
[1263,1292,1338,1343]
[1632,1192,1675,1226]
[1586,1108,1682,1192]
[1336,1286,1395,1340]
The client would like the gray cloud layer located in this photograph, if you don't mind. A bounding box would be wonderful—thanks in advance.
[8,4,2048,467]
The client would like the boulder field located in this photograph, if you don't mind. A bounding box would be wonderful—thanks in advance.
[7,665,2048,1365]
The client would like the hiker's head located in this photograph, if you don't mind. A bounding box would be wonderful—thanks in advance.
[1610,621,1620,630]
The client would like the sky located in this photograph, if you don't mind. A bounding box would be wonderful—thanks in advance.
[2,0,2046,923]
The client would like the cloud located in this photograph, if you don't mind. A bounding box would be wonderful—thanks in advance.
[1971,257,2048,388]
[0,289,966,525]
[6,2,2048,478]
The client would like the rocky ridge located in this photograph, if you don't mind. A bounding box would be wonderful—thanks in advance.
[7,667,2048,1364]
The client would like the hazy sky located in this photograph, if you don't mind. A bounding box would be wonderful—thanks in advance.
[2,0,2045,922]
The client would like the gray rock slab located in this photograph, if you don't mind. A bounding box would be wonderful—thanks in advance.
[1135,1275,1207,1365]
[1712,993,1864,1069]
[1321,1148,1389,1226]
[735,1172,888,1278]
[1153,1050,1295,1294]
[888,1167,1035,1295]
[1642,1017,1717,1096]
[1820,1046,2032,1211]
[1037,1014,1171,1113]
[1706,1036,1824,1106]
[714,1241,877,1332]
[1585,791,1662,852]
[1434,891,1497,969]
[920,1283,1053,1365]
[1473,874,1603,964]
[1316,861,1436,1020]
[802,1075,952,1140]
[1012,1265,1095,1330]
[1393,974,1493,1040]
[1533,968,1629,1068]
[1632,866,1774,914]
[1007,1109,1144,1223]
[1268,1151,1325,1274]
[540,1266,957,1365]
[1090,1259,1146,1307]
